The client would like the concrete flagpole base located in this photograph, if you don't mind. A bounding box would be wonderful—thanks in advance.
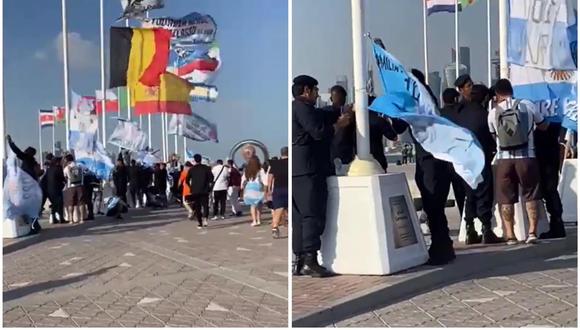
[346,156,384,176]
[320,173,429,275]
[558,159,577,224]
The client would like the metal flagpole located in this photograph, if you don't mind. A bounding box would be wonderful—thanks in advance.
[61,0,71,151]
[117,87,121,152]
[487,0,492,86]
[499,0,509,78]
[38,121,43,166]
[146,11,152,148]
[161,113,166,161]
[455,0,459,79]
[347,0,382,176]
[99,0,107,147]
[52,118,56,154]
[126,19,132,122]
[183,136,187,161]
[422,0,429,83]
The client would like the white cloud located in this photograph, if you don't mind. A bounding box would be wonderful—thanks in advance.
[54,32,99,70]
[33,50,47,60]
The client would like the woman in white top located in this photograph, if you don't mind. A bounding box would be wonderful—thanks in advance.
[241,156,268,226]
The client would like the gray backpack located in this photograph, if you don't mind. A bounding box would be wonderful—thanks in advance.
[495,100,530,151]
[68,165,84,186]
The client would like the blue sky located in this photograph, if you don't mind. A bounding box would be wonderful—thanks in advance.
[4,0,288,161]
[293,0,501,98]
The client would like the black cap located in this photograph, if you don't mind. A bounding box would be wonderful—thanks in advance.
[293,75,318,87]
[454,74,472,88]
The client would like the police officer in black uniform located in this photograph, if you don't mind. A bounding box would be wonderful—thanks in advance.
[292,75,334,277]
[443,78,503,245]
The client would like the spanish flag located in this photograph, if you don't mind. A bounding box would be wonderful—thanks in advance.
[132,72,193,116]
[109,27,171,88]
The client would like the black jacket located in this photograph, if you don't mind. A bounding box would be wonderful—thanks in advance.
[186,164,213,195]
[441,102,496,162]
[45,165,66,195]
[8,140,40,181]
[113,166,129,191]
[154,168,168,191]
[128,165,140,185]
[292,98,334,176]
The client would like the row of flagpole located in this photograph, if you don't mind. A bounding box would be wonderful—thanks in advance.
[421,0,508,85]
[58,0,180,162]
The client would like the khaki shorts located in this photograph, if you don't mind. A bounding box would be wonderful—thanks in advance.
[495,158,542,205]
[64,186,85,207]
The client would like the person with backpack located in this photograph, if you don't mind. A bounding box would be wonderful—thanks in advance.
[63,154,86,224]
[489,79,549,245]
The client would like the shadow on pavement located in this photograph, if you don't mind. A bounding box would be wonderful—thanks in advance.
[294,230,577,327]
[3,265,118,302]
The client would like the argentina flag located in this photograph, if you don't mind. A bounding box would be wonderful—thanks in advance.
[369,43,484,189]
[508,0,577,127]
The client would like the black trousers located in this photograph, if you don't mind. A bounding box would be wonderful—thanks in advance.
[129,184,140,207]
[116,186,128,204]
[188,193,209,226]
[48,191,64,220]
[450,170,466,218]
[463,162,494,226]
[213,190,227,216]
[292,174,327,255]
[534,122,563,220]
[85,188,94,218]
[415,157,453,254]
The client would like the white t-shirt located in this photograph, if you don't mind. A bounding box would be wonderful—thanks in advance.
[241,168,267,187]
[211,164,230,191]
[488,98,545,160]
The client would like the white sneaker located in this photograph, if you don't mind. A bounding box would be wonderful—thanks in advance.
[211,216,218,221]
[220,216,225,220]
[203,219,208,227]
[525,234,538,244]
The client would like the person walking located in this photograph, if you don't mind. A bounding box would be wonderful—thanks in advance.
[211,159,229,220]
[63,154,86,224]
[489,79,549,244]
[242,156,267,227]
[178,162,194,219]
[292,75,334,277]
[227,160,243,217]
[154,163,169,208]
[186,154,213,228]
[82,169,99,220]
[268,147,289,239]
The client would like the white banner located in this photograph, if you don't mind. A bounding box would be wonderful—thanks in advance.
[168,113,218,143]
[108,120,148,152]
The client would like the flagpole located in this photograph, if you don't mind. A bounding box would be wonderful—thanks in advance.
[487,0,492,86]
[52,119,55,154]
[183,136,186,162]
[455,0,459,79]
[117,87,121,152]
[99,0,107,148]
[422,0,429,83]
[499,0,509,78]
[38,122,43,166]
[146,11,152,149]
[61,0,71,151]
[347,0,382,176]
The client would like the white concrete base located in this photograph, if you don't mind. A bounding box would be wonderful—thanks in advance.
[558,159,577,223]
[3,217,31,238]
[320,173,429,275]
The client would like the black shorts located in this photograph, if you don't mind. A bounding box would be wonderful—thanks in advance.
[272,187,288,210]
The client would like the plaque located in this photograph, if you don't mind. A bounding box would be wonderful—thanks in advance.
[389,195,418,249]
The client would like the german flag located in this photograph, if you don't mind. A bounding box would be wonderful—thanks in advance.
[109,27,171,88]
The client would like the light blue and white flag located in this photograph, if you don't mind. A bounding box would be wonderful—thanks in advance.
[369,43,484,189]
[76,141,115,180]
[508,0,577,125]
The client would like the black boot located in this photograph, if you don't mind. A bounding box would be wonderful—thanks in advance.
[302,252,333,278]
[426,244,456,266]
[481,219,504,244]
[539,217,566,239]
[465,220,482,245]
[292,254,304,276]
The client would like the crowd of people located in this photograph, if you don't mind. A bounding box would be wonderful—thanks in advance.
[291,71,575,277]
[6,134,289,239]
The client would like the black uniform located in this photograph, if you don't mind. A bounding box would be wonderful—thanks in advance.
[128,165,141,207]
[441,101,497,235]
[535,122,565,236]
[186,164,214,226]
[45,165,66,222]
[113,165,129,204]
[292,97,334,255]
[392,118,455,263]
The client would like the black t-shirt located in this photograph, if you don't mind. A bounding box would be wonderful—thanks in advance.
[269,158,288,189]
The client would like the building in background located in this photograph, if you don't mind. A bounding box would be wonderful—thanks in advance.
[428,71,442,101]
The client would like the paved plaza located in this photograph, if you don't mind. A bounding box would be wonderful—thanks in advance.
[3,206,288,327]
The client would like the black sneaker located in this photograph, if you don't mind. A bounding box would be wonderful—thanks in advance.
[539,219,566,239]
[272,228,280,239]
[302,252,334,278]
